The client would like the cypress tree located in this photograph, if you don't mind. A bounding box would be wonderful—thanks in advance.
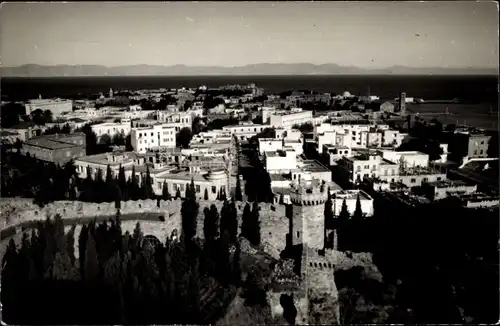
[105,164,114,202]
[203,204,219,246]
[338,199,350,251]
[95,168,105,203]
[118,164,127,198]
[324,189,334,248]
[129,166,139,200]
[84,230,99,280]
[181,185,199,245]
[353,193,363,220]
[241,202,252,240]
[81,166,94,202]
[220,188,227,201]
[250,202,261,246]
[235,177,243,201]
[143,164,154,200]
[204,188,209,200]
[115,185,122,210]
[175,187,182,199]
[189,177,196,200]
[162,181,171,200]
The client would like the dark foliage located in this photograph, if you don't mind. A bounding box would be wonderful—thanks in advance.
[1,208,242,325]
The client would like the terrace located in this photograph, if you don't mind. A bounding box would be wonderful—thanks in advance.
[399,166,443,176]
[298,159,330,173]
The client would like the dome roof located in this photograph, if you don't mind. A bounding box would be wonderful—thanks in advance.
[343,91,351,97]
[207,169,226,181]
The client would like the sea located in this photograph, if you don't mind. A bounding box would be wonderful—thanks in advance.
[2,75,498,129]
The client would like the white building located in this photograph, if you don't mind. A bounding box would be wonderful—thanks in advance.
[423,180,478,201]
[322,145,352,166]
[190,130,232,146]
[25,98,73,117]
[91,121,131,141]
[130,123,176,153]
[259,138,284,155]
[264,147,298,173]
[379,150,429,168]
[338,153,399,184]
[269,110,313,129]
[222,123,267,141]
[157,111,192,131]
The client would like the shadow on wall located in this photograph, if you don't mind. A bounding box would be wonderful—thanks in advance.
[280,293,298,325]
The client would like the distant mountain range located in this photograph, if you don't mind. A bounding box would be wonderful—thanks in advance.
[1,63,497,77]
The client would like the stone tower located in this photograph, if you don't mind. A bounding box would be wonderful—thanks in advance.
[399,92,406,114]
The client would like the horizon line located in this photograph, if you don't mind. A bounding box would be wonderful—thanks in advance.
[2,63,498,70]
[3,73,498,78]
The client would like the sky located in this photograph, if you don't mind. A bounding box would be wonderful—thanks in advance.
[0,2,498,69]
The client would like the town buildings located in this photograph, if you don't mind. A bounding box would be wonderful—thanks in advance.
[91,120,131,142]
[25,98,73,117]
[21,132,86,164]
[156,111,192,131]
[269,110,313,129]
[222,123,267,141]
[2,121,44,142]
[74,150,229,200]
[452,129,491,159]
[330,189,374,216]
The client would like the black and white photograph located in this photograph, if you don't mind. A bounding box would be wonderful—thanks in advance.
[0,1,498,325]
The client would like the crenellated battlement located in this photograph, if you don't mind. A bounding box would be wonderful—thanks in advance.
[289,178,329,206]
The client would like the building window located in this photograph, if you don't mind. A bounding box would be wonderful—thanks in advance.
[480,150,484,155]
[474,150,478,155]
[212,186,216,193]
[437,177,442,181]
[296,231,300,238]
[173,183,177,190]
[196,185,200,193]
[157,182,162,189]
[410,178,416,183]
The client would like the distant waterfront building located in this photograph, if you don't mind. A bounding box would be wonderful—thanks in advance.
[21,132,86,164]
[25,98,73,117]
[399,92,406,114]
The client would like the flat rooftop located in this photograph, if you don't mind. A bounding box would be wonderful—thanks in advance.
[265,150,287,158]
[75,151,143,166]
[331,189,371,201]
[299,159,330,173]
[428,179,470,188]
[25,134,85,150]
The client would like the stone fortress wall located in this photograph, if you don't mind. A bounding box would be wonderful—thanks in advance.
[1,197,381,326]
